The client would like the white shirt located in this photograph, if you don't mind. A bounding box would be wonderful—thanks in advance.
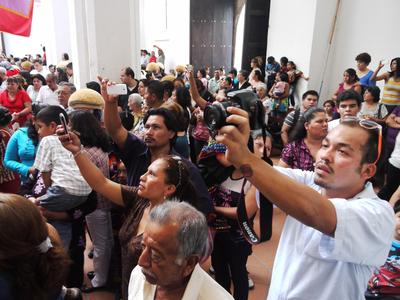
[389,132,400,168]
[128,263,234,300]
[266,167,394,300]
[36,85,59,105]
[328,118,340,131]
[30,68,50,77]
[33,135,91,196]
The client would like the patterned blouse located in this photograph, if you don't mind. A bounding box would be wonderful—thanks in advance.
[280,139,314,171]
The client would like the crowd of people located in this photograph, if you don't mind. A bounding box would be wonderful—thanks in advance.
[0,48,399,300]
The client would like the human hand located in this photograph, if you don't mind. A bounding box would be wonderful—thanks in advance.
[11,112,19,121]
[28,166,36,175]
[56,125,82,155]
[215,107,253,167]
[378,60,385,69]
[97,76,118,103]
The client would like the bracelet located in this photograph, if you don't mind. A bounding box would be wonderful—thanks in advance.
[73,147,84,158]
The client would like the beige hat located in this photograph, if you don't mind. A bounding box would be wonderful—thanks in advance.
[21,61,33,71]
[68,88,104,110]
[146,62,159,73]
[161,74,175,82]
[175,64,186,73]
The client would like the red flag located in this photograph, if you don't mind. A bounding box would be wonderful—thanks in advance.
[0,0,34,37]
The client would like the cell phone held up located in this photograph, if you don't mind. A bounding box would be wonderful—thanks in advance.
[59,113,69,136]
[107,84,128,95]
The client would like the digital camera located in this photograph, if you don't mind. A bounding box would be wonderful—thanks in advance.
[203,90,265,131]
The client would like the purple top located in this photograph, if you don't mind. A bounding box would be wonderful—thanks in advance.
[387,106,400,147]
[280,139,315,171]
[113,133,213,215]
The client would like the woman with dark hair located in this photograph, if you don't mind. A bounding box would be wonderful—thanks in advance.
[0,106,19,193]
[0,76,32,127]
[359,86,388,124]
[355,52,375,88]
[4,104,45,183]
[27,74,46,103]
[0,194,71,300]
[371,57,400,113]
[279,107,328,171]
[332,68,362,101]
[286,61,308,107]
[250,69,265,90]
[69,111,112,293]
[197,68,208,89]
[138,79,149,98]
[56,67,69,84]
[58,128,199,300]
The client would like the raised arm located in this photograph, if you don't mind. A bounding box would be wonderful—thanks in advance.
[216,107,337,236]
[188,70,208,110]
[371,60,389,82]
[57,127,124,207]
[99,76,128,150]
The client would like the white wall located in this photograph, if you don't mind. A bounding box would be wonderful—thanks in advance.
[140,0,190,73]
[322,0,400,101]
[233,4,246,70]
[267,0,400,103]
[266,0,317,102]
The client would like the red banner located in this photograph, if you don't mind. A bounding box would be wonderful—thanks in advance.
[0,0,34,37]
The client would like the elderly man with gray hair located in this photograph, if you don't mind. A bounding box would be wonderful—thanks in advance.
[128,201,233,300]
[57,82,76,109]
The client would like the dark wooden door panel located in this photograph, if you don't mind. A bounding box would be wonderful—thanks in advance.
[190,0,234,73]
[241,0,271,70]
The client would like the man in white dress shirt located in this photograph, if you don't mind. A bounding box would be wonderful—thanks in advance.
[216,107,395,300]
[36,73,59,106]
[128,201,233,300]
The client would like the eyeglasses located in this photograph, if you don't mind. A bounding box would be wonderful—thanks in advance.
[341,116,382,164]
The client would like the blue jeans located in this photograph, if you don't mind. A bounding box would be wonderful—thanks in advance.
[38,186,87,211]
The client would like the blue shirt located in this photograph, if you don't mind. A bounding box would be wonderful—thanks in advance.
[114,133,213,216]
[359,70,376,87]
[4,127,37,182]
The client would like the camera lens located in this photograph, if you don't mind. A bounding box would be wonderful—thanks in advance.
[204,103,228,131]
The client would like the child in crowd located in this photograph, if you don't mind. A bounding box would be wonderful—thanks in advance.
[32,105,91,247]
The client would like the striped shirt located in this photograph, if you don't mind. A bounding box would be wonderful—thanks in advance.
[381,77,400,106]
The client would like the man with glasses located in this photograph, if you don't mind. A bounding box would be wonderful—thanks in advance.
[216,106,394,300]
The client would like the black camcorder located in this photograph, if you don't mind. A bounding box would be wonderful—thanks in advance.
[203,90,265,131]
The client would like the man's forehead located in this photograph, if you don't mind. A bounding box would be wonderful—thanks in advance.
[339,99,358,106]
[146,115,166,126]
[144,222,179,253]
[328,125,367,148]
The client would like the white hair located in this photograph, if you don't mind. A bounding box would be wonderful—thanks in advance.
[149,201,208,265]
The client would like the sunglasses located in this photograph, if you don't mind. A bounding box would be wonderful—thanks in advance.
[341,116,382,164]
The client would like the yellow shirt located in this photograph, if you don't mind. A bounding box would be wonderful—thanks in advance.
[381,77,400,105]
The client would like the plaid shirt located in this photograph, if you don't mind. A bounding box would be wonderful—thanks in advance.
[33,135,92,196]
[84,146,111,210]
[280,139,314,171]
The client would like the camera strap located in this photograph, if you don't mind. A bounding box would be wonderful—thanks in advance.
[237,178,260,244]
